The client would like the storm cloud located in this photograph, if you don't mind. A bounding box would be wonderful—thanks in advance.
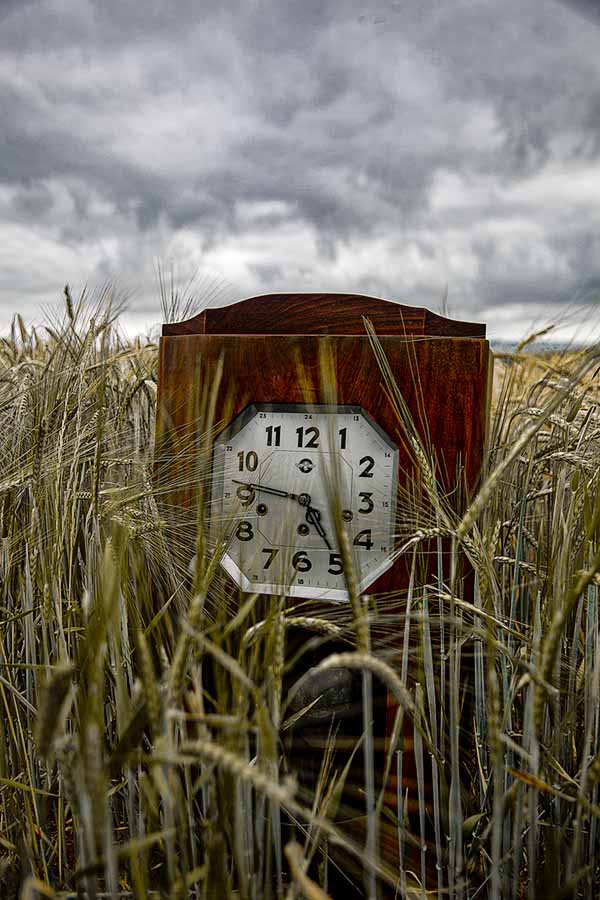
[1,0,599,340]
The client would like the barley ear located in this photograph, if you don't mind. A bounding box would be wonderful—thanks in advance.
[35,663,74,759]
[285,841,333,900]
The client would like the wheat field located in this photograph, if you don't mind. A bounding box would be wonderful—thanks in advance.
[1,286,600,899]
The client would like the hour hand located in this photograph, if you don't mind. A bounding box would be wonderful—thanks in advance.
[232,479,295,499]
[305,505,332,551]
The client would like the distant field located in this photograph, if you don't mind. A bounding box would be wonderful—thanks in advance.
[1,294,600,899]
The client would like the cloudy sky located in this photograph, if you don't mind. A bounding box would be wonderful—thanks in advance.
[1,0,600,342]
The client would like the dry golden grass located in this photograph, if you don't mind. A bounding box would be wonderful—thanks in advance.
[1,287,600,899]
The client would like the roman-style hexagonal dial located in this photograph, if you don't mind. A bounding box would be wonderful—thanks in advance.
[211,404,398,601]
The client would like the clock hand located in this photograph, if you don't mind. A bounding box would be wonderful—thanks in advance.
[232,480,332,548]
[305,505,332,551]
[231,479,298,500]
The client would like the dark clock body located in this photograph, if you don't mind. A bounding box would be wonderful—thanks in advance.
[156,292,492,889]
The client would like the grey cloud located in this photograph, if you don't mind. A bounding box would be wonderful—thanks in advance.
[557,0,600,25]
[247,263,285,285]
[0,0,599,339]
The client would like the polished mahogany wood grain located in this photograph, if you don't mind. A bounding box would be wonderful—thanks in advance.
[162,292,486,338]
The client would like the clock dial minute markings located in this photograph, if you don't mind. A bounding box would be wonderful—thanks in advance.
[218,404,398,601]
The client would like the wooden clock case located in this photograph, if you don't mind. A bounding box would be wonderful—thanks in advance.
[155,292,492,890]
[157,291,490,550]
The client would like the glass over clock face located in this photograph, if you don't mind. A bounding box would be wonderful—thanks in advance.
[211,404,398,601]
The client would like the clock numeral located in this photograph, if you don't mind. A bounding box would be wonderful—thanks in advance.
[358,491,374,514]
[236,485,256,507]
[353,529,374,551]
[292,550,312,573]
[262,547,279,569]
[238,450,258,472]
[339,427,347,449]
[265,425,281,447]
[296,426,320,449]
[359,455,375,478]
[235,521,254,542]
[353,415,359,421]
[327,553,344,575]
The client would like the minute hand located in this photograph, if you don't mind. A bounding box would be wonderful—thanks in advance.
[231,479,297,500]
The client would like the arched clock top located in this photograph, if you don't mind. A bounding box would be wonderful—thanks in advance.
[161,292,486,338]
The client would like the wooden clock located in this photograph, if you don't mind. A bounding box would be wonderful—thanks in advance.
[155,292,491,888]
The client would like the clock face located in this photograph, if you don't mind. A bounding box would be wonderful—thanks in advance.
[211,404,398,601]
